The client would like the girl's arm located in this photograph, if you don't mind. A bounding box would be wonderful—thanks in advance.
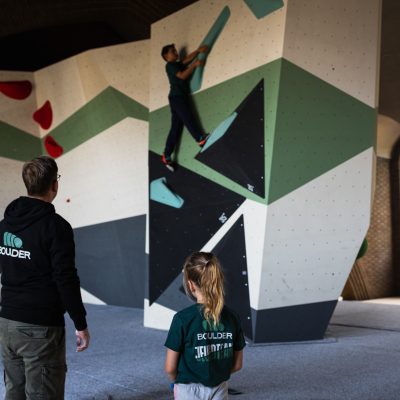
[231,350,243,373]
[165,349,180,381]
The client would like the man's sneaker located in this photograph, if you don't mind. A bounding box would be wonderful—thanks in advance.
[198,133,210,148]
[161,154,174,172]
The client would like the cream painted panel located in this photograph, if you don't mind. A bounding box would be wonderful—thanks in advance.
[34,41,149,136]
[144,299,176,330]
[242,200,267,309]
[81,288,106,305]
[0,71,39,137]
[77,41,149,108]
[283,0,381,108]
[34,58,85,136]
[0,157,25,214]
[149,0,286,111]
[53,118,148,229]
[257,148,374,310]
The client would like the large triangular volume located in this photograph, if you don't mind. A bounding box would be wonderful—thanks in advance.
[196,79,265,197]
[212,215,253,340]
[148,151,246,305]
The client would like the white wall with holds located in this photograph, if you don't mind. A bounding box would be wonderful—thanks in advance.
[34,40,150,135]
[0,71,39,137]
[283,0,381,108]
[53,118,148,229]
[258,148,374,310]
[149,0,287,111]
[0,157,26,213]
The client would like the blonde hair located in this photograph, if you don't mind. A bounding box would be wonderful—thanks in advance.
[183,252,224,327]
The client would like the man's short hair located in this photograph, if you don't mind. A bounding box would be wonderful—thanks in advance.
[161,44,175,61]
[22,156,58,196]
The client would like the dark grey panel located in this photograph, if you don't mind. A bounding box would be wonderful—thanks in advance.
[153,271,192,311]
[251,300,338,343]
[212,216,252,339]
[74,215,147,309]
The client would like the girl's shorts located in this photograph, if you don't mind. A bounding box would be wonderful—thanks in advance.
[174,381,228,400]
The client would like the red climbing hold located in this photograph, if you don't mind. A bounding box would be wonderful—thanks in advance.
[33,100,53,129]
[44,135,63,158]
[0,80,33,100]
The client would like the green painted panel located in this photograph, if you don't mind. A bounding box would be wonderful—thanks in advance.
[0,121,41,161]
[268,60,377,204]
[44,87,148,154]
[150,59,282,204]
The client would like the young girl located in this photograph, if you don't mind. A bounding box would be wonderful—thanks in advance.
[164,252,245,399]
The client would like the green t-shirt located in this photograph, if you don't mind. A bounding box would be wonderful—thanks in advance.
[166,61,189,97]
[164,304,246,387]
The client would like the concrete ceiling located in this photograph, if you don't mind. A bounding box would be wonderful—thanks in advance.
[0,0,199,71]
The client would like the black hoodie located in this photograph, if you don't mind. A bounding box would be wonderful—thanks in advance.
[0,196,87,330]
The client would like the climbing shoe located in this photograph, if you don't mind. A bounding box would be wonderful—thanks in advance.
[161,153,175,172]
[198,133,210,147]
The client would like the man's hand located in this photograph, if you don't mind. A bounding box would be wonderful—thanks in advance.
[193,59,205,68]
[75,328,90,352]
[197,44,209,53]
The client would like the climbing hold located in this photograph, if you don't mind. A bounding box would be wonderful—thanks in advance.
[243,0,284,19]
[44,135,63,158]
[150,177,184,209]
[201,112,238,152]
[190,6,231,93]
[0,80,33,100]
[33,100,53,129]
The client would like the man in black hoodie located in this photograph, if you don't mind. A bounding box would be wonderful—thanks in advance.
[0,156,90,399]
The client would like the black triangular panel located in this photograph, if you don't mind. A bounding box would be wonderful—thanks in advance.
[149,151,246,304]
[196,79,265,197]
[212,215,252,339]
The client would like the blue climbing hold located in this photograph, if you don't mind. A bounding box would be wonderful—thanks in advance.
[150,177,184,209]
[190,6,231,93]
[201,112,238,153]
[243,0,284,19]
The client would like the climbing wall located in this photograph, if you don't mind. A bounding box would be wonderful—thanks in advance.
[0,41,150,308]
[146,0,381,342]
[1,0,381,342]
[0,72,40,213]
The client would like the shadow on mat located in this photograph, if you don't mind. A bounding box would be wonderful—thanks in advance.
[88,387,244,399]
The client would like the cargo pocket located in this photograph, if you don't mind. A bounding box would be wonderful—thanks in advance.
[16,326,48,339]
[41,364,67,399]
[15,326,50,356]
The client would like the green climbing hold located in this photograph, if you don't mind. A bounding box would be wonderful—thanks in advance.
[356,238,368,260]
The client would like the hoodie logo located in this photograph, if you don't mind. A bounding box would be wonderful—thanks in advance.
[3,232,23,248]
[0,232,30,259]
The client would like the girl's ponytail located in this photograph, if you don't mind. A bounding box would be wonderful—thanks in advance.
[183,252,224,327]
[200,258,224,327]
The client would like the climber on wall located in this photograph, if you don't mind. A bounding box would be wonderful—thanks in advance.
[160,43,209,171]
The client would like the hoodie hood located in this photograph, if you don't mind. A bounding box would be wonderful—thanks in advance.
[3,196,55,232]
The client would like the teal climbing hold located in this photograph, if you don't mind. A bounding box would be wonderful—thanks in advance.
[150,177,184,209]
[190,6,231,93]
[201,112,238,153]
[243,0,284,19]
